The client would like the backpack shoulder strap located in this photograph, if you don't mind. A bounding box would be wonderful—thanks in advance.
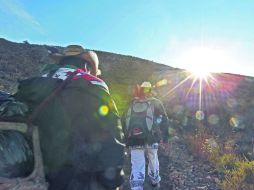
[27,70,78,125]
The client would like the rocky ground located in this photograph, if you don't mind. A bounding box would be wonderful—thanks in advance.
[122,137,223,190]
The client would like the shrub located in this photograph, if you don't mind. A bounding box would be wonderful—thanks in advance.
[221,159,254,190]
[216,154,238,172]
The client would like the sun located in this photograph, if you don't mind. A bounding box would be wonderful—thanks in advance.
[188,64,211,80]
[176,46,233,79]
[162,46,235,111]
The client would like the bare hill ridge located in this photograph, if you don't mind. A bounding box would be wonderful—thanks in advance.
[0,38,173,91]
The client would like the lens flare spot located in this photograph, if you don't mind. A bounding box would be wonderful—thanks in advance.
[99,105,109,116]
[195,110,205,120]
[208,114,220,125]
[229,117,240,128]
[155,79,168,87]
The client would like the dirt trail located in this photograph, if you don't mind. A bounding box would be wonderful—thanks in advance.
[122,137,222,190]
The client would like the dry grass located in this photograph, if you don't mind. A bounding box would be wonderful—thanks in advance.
[186,129,254,190]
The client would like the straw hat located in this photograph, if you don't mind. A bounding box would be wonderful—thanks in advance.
[50,45,100,76]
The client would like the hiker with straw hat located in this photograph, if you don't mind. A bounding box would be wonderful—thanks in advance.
[20,44,125,190]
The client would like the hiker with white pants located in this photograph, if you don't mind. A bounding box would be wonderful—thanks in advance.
[122,81,169,190]
[130,144,161,190]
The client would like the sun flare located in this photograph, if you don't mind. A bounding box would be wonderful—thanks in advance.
[176,46,233,79]
[188,65,211,80]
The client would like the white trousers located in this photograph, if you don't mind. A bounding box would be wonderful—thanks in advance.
[129,143,161,190]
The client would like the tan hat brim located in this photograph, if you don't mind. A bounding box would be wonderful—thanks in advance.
[49,47,100,76]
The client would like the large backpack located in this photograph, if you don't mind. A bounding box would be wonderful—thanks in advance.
[0,90,29,119]
[125,98,154,140]
[14,77,62,107]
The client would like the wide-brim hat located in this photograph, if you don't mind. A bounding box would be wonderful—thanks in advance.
[50,45,100,76]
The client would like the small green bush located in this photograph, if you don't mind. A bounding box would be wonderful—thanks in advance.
[221,159,254,190]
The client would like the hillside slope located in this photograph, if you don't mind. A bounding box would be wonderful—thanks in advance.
[1,39,254,189]
[0,38,172,91]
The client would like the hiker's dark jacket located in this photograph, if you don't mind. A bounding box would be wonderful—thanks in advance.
[15,63,125,190]
[122,96,169,147]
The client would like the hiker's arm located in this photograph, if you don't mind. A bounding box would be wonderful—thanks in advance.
[154,99,169,143]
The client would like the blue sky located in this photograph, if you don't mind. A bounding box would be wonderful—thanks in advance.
[0,0,254,76]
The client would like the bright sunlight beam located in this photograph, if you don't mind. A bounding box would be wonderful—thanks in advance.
[176,46,234,79]
[162,46,234,113]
